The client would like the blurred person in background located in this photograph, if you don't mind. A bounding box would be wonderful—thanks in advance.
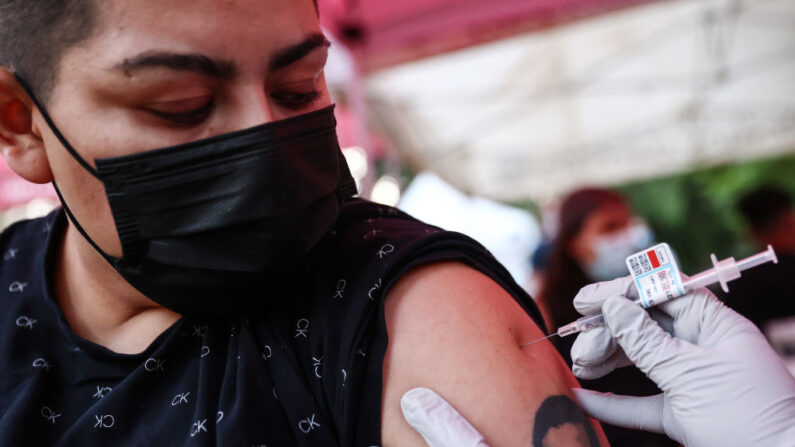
[537,188,652,350]
[717,185,795,330]
[537,188,676,447]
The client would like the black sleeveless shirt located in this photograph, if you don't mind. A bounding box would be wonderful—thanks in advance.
[0,199,543,446]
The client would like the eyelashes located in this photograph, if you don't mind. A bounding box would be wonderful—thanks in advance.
[145,90,323,127]
[145,90,323,126]
[146,99,214,126]
[270,90,322,110]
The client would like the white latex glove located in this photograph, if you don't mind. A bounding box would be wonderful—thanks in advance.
[401,387,489,447]
[570,276,795,447]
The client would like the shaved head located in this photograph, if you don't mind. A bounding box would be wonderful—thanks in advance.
[0,0,99,103]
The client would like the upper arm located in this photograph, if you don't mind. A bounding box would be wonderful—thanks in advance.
[380,262,607,447]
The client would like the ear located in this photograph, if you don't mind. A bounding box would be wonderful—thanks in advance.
[0,68,53,184]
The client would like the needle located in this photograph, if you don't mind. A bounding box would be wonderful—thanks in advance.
[520,333,558,348]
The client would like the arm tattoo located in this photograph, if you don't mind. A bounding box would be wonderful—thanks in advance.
[532,395,599,447]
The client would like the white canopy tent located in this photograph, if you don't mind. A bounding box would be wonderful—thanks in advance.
[398,172,542,285]
[363,0,795,202]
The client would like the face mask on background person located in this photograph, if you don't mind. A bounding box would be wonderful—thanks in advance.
[582,222,654,281]
[16,74,357,318]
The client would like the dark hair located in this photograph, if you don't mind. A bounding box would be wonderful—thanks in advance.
[0,0,98,103]
[539,188,625,330]
[0,0,319,104]
[737,186,792,234]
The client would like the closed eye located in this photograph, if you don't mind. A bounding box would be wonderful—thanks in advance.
[142,96,214,127]
[271,90,322,110]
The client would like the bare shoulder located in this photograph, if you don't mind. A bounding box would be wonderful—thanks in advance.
[380,262,606,447]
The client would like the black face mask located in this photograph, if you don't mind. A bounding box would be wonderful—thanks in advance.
[17,74,356,318]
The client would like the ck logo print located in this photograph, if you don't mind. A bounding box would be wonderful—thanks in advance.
[192,325,207,338]
[295,319,309,339]
[377,244,395,259]
[15,316,37,330]
[41,406,61,424]
[332,279,346,300]
[368,278,383,301]
[190,419,208,437]
[262,345,272,360]
[32,358,53,371]
[312,356,322,379]
[4,248,18,260]
[94,414,115,429]
[298,414,320,434]
[93,386,112,399]
[144,358,165,372]
[9,281,28,293]
[172,392,190,406]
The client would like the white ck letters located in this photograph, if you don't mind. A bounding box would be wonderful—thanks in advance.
[41,406,61,424]
[144,358,165,372]
[94,414,115,428]
[298,414,320,433]
[171,392,190,406]
[295,319,309,338]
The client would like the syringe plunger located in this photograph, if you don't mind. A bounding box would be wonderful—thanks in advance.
[682,245,778,292]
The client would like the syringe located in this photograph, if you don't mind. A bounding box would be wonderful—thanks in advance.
[522,245,778,347]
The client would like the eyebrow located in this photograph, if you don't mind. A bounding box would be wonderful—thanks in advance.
[270,33,330,71]
[118,52,236,79]
[115,33,330,79]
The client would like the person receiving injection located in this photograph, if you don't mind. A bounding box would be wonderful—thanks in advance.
[400,245,795,447]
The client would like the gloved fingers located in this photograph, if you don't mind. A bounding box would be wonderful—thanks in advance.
[572,348,633,380]
[601,295,694,385]
[573,276,637,316]
[571,305,675,380]
[647,307,675,335]
[401,388,490,447]
[570,326,617,366]
[572,389,666,435]
[570,310,674,375]
[653,289,712,343]
[654,287,755,345]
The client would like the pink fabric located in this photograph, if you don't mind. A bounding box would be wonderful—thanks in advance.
[320,0,656,70]
[0,160,57,211]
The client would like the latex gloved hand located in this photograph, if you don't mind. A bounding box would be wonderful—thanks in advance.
[570,276,795,447]
[401,388,489,447]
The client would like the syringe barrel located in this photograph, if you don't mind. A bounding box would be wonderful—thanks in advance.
[682,269,719,290]
[557,314,606,337]
[736,245,778,271]
[578,314,605,331]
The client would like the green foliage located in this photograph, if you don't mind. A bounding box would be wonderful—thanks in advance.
[617,154,795,272]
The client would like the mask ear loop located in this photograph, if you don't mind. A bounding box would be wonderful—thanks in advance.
[13,73,117,265]
[51,181,117,265]
[13,73,101,179]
